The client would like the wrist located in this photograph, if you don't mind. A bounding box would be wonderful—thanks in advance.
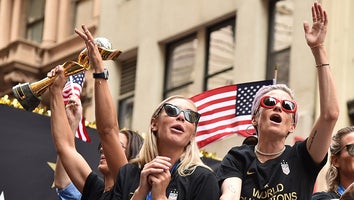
[93,68,109,80]
[132,187,148,199]
[315,63,330,68]
[310,43,324,50]
[152,195,168,200]
[311,44,326,55]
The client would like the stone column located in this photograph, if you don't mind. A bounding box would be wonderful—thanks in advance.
[42,0,59,46]
[10,0,22,42]
[57,0,72,42]
[0,0,12,47]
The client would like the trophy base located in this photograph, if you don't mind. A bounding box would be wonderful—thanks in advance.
[12,83,41,111]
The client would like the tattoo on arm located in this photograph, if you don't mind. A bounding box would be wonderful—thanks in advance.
[308,130,317,150]
[228,184,237,194]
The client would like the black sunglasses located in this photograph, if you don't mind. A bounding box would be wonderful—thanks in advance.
[159,103,200,124]
[337,143,354,156]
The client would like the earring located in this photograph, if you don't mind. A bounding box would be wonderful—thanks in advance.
[246,125,256,135]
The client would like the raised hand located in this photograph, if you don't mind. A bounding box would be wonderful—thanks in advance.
[48,65,67,94]
[303,2,328,48]
[75,25,104,72]
[65,95,82,133]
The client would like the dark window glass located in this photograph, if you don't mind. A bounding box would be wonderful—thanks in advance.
[26,0,45,43]
[267,0,293,84]
[205,17,236,90]
[118,57,137,129]
[164,34,198,98]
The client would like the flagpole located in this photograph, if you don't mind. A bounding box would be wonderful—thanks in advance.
[69,76,74,94]
[273,65,278,84]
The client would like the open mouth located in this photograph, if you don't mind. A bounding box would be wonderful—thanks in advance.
[270,114,282,123]
[171,124,185,133]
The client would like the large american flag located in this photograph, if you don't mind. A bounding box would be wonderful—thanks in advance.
[62,72,91,142]
[190,80,274,148]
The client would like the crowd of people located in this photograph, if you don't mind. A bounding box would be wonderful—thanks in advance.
[45,2,353,200]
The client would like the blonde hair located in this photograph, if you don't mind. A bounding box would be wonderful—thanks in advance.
[326,126,354,192]
[131,95,211,176]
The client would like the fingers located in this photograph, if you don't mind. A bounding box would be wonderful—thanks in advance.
[143,157,171,173]
[65,101,77,108]
[83,28,94,44]
[65,96,81,109]
[47,65,61,78]
[323,10,328,26]
[312,2,322,22]
[75,25,95,45]
[68,95,81,105]
[138,156,172,197]
[47,65,67,94]
[47,65,66,83]
[149,156,172,171]
[148,171,171,184]
[140,156,171,179]
[303,21,309,34]
[148,170,171,198]
[312,2,327,24]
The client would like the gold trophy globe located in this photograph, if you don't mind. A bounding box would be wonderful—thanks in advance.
[12,37,121,111]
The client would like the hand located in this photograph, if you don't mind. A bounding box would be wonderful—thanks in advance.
[48,65,66,95]
[65,95,82,132]
[137,156,172,196]
[149,169,171,199]
[74,25,104,72]
[303,2,328,48]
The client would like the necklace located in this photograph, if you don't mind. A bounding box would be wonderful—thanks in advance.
[255,145,286,156]
[104,186,112,192]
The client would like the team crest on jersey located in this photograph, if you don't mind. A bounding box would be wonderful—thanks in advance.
[281,160,290,175]
[168,189,178,200]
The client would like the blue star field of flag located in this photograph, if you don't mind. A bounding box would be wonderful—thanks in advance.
[235,80,274,116]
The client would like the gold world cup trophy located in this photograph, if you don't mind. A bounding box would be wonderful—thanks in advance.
[12,37,122,111]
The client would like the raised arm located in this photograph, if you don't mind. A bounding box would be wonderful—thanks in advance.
[54,95,82,190]
[48,66,92,192]
[304,2,339,164]
[75,25,128,179]
[54,158,71,190]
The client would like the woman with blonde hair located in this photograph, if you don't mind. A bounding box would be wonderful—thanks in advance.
[74,24,220,200]
[113,95,220,200]
[312,126,354,199]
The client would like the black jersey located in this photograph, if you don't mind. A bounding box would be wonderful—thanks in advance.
[81,172,112,200]
[217,139,327,199]
[312,191,340,200]
[111,163,220,200]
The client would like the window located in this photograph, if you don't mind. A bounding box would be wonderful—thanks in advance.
[164,34,198,98]
[267,0,293,84]
[26,0,45,43]
[205,17,236,90]
[118,58,137,129]
[118,96,134,129]
[347,99,354,125]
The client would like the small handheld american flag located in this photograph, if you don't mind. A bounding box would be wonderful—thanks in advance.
[62,72,91,142]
